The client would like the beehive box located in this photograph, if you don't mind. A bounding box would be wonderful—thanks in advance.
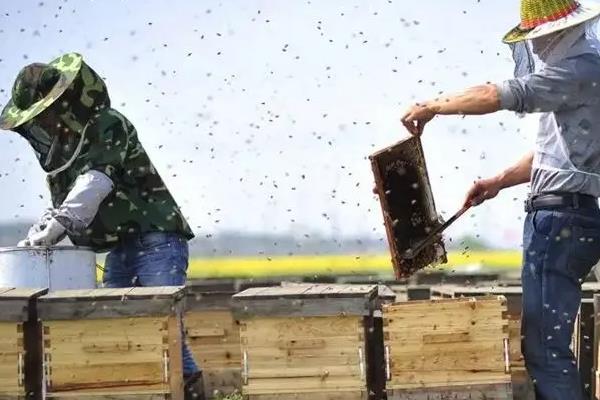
[232,284,379,400]
[185,284,241,398]
[430,285,530,399]
[279,282,396,399]
[383,296,512,399]
[370,136,447,279]
[38,287,185,399]
[0,287,47,400]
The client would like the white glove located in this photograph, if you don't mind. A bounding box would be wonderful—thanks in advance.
[25,208,58,239]
[18,218,66,247]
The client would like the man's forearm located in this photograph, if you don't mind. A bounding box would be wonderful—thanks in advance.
[497,151,533,189]
[427,84,501,116]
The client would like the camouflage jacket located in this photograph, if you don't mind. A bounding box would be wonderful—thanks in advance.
[3,56,195,252]
[47,107,195,251]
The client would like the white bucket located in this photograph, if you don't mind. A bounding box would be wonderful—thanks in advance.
[0,246,97,291]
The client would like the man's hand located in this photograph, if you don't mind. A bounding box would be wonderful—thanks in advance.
[400,85,501,136]
[401,103,436,136]
[464,177,503,208]
[17,218,66,247]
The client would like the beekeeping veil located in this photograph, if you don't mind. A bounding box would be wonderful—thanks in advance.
[0,53,110,174]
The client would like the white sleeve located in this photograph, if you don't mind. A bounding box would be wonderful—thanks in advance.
[55,170,114,233]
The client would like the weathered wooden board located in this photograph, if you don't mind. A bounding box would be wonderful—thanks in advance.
[0,287,48,321]
[0,323,24,395]
[383,296,511,396]
[430,285,523,368]
[0,287,47,400]
[240,316,367,397]
[387,383,513,399]
[369,136,447,279]
[40,287,185,399]
[185,309,241,397]
[38,287,185,320]
[233,284,378,318]
[43,315,182,398]
[246,392,367,400]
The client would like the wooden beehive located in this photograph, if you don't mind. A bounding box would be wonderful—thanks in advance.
[430,284,530,399]
[185,283,241,398]
[383,296,512,399]
[38,287,185,399]
[232,284,379,400]
[279,282,396,400]
[370,136,447,279]
[0,287,47,400]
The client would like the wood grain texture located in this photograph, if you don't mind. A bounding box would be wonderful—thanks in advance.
[387,383,513,400]
[0,322,24,396]
[0,288,47,322]
[383,297,511,391]
[43,316,180,397]
[185,308,242,397]
[240,315,367,397]
[232,286,376,319]
[167,315,184,400]
[38,287,185,320]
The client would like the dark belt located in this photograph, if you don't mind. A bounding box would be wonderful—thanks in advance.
[524,192,599,213]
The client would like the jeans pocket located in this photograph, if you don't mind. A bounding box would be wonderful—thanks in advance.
[567,225,600,282]
[532,210,554,236]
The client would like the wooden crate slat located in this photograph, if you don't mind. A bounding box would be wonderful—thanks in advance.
[185,307,241,396]
[0,321,25,395]
[245,393,366,400]
[384,296,511,394]
[388,383,512,400]
[42,290,184,399]
[0,287,48,299]
[244,375,366,393]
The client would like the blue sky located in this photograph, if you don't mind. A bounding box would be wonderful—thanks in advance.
[0,0,547,248]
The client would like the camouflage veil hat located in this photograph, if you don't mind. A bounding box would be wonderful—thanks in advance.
[504,0,600,43]
[0,53,83,130]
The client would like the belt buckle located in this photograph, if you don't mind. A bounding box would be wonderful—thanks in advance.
[524,198,533,213]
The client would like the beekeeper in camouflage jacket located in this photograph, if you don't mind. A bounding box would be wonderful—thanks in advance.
[0,53,205,400]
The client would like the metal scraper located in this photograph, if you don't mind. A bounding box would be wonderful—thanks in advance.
[402,205,470,260]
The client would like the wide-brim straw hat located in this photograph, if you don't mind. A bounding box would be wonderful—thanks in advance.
[503,0,600,43]
[0,53,83,130]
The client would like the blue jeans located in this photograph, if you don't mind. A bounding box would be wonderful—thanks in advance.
[522,208,600,400]
[102,232,200,377]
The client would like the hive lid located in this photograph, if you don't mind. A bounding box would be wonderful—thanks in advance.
[232,284,378,318]
[234,283,378,300]
[0,287,48,299]
[38,286,185,320]
[39,286,185,301]
[0,287,48,321]
[370,136,447,279]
